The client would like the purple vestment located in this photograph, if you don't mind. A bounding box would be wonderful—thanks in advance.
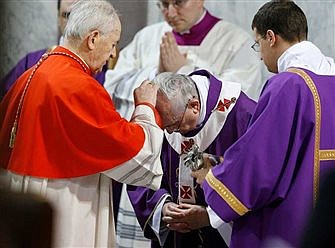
[1,48,107,100]
[127,70,256,248]
[202,68,335,247]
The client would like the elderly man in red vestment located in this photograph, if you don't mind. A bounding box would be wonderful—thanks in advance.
[0,0,164,247]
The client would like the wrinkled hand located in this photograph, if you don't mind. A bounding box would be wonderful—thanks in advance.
[191,156,214,187]
[162,202,190,233]
[162,202,210,233]
[133,80,159,106]
[159,32,187,73]
[175,203,210,230]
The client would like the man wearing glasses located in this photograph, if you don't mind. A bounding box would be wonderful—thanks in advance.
[105,1,262,246]
[127,70,256,248]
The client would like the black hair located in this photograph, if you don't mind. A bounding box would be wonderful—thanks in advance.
[252,0,308,42]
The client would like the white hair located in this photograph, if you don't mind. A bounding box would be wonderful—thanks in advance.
[64,0,119,41]
[153,72,199,112]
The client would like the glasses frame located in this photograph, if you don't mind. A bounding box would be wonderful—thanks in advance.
[165,98,191,133]
[156,0,189,11]
[251,35,266,52]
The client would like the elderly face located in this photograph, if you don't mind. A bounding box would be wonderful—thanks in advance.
[158,0,204,33]
[88,20,121,75]
[156,91,199,134]
[58,0,77,36]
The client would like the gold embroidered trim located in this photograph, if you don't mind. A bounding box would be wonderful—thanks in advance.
[320,150,335,160]
[288,68,321,205]
[205,170,249,216]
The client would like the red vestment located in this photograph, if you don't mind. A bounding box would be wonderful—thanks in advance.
[0,46,155,178]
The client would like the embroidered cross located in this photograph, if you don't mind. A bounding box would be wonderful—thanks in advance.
[180,185,192,199]
[214,97,236,112]
[181,138,195,154]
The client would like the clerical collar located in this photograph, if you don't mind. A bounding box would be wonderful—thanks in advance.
[190,75,209,125]
[278,41,335,75]
[173,10,221,46]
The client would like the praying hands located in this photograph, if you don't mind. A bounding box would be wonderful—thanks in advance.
[159,32,187,73]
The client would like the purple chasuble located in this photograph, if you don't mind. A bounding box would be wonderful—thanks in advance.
[1,48,107,100]
[127,70,256,248]
[202,68,335,248]
[173,11,220,46]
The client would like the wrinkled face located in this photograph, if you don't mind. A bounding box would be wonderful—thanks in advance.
[156,91,199,134]
[159,0,204,33]
[58,0,77,36]
[89,20,121,74]
[253,28,278,73]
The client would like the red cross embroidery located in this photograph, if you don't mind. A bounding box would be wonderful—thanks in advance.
[216,97,236,112]
[181,139,195,154]
[180,185,192,199]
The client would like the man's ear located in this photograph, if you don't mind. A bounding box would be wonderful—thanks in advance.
[266,29,276,47]
[189,98,200,114]
[87,30,100,50]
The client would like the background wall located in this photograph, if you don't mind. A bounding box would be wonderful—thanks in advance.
[0,0,148,79]
[0,0,334,81]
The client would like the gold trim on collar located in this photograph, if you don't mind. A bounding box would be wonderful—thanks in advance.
[287,68,321,205]
[320,150,335,160]
[205,170,249,216]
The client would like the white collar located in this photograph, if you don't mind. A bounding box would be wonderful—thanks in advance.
[278,41,335,75]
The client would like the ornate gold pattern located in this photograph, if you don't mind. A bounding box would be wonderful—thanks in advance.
[288,68,321,205]
[320,150,335,160]
[205,170,249,216]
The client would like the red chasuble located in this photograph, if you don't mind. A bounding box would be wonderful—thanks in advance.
[0,46,146,178]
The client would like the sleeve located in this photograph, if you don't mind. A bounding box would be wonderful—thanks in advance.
[104,104,164,190]
[126,141,174,239]
[207,206,232,246]
[202,74,314,221]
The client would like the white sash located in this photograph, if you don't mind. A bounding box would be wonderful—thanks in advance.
[165,80,241,203]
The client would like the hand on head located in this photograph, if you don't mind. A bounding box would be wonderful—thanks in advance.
[133,80,159,106]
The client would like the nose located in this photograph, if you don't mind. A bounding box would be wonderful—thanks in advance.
[166,4,177,17]
[110,46,117,59]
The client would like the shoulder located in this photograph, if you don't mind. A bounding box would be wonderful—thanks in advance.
[265,71,310,94]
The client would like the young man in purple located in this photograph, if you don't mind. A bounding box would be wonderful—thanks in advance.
[127,70,256,248]
[192,1,335,247]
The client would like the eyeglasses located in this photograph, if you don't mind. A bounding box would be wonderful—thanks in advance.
[251,36,265,52]
[156,0,189,11]
[165,99,190,133]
